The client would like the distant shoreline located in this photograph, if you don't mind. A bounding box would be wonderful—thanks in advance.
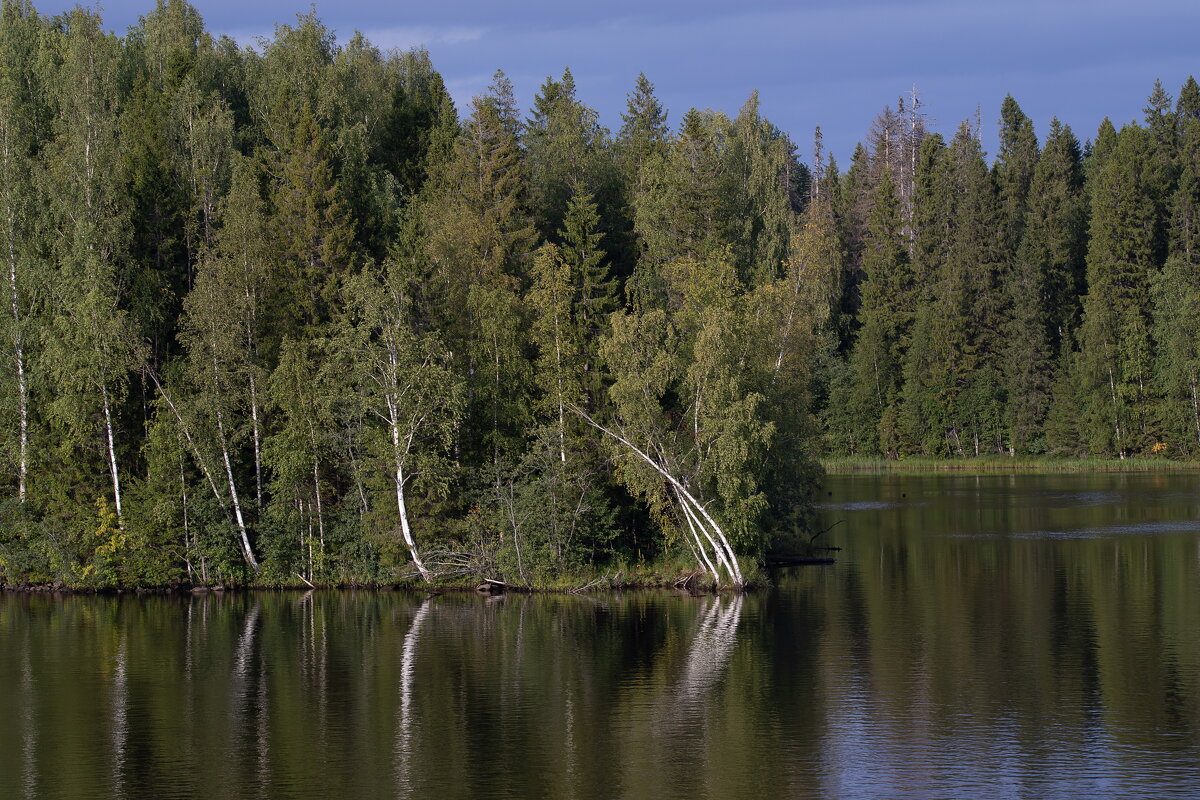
[821,457,1200,474]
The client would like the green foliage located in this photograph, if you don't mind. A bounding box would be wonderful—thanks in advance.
[8,2,1198,589]
[474,429,619,584]
[1151,257,1200,455]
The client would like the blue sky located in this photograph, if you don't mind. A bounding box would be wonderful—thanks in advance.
[43,0,1200,164]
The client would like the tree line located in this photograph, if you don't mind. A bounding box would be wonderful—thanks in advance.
[0,0,825,588]
[820,83,1200,462]
[0,0,1195,588]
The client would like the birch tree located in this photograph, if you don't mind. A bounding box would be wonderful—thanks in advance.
[42,9,141,529]
[172,159,270,572]
[264,336,334,581]
[529,243,582,463]
[335,267,463,581]
[176,243,261,572]
[0,0,45,504]
[594,246,823,585]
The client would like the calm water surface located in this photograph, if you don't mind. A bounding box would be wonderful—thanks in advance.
[3,472,1200,799]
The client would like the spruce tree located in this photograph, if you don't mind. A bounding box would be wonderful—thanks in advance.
[1151,257,1200,455]
[1142,80,1179,266]
[1078,123,1158,456]
[724,91,801,287]
[1021,118,1087,352]
[558,183,615,401]
[632,107,728,274]
[847,172,910,456]
[525,68,609,241]
[269,103,355,329]
[618,72,668,192]
[993,95,1039,263]
[419,71,536,466]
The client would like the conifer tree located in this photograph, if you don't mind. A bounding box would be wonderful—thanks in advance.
[633,108,728,274]
[724,91,801,286]
[525,68,611,240]
[420,71,536,465]
[1151,257,1200,454]
[618,72,668,192]
[1142,80,1179,265]
[833,143,873,333]
[269,104,355,329]
[1021,118,1087,352]
[847,172,910,455]
[1170,78,1200,265]
[1003,253,1054,454]
[993,95,1039,263]
[558,183,615,399]
[909,133,953,298]
[1078,122,1158,455]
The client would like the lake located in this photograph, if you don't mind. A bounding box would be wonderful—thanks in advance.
[3,471,1199,799]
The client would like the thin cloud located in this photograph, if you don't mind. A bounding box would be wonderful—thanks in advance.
[361,24,486,51]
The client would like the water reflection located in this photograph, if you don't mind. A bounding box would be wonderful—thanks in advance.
[20,643,36,799]
[394,597,430,796]
[1,473,1200,798]
[676,595,743,708]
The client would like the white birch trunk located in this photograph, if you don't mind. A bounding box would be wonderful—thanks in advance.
[676,486,720,583]
[152,374,226,515]
[574,408,743,586]
[100,382,123,527]
[1190,372,1200,449]
[249,373,263,509]
[216,406,259,572]
[312,457,325,556]
[501,473,529,586]
[387,395,431,581]
[348,440,369,515]
[180,451,193,581]
[6,199,27,503]
[554,313,566,463]
[677,481,739,584]
[1108,364,1124,458]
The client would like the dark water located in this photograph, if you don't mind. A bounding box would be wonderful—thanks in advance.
[3,472,1200,799]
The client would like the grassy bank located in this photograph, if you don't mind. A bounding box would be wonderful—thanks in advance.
[821,456,1200,474]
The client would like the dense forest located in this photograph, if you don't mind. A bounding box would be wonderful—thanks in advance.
[0,0,1197,589]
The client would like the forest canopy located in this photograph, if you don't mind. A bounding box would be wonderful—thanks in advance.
[0,0,1197,589]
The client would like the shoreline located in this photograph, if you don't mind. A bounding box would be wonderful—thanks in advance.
[821,457,1200,474]
[0,568,785,597]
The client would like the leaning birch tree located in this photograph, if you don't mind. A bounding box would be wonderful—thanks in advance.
[593,300,751,587]
[592,245,825,586]
[176,245,262,573]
